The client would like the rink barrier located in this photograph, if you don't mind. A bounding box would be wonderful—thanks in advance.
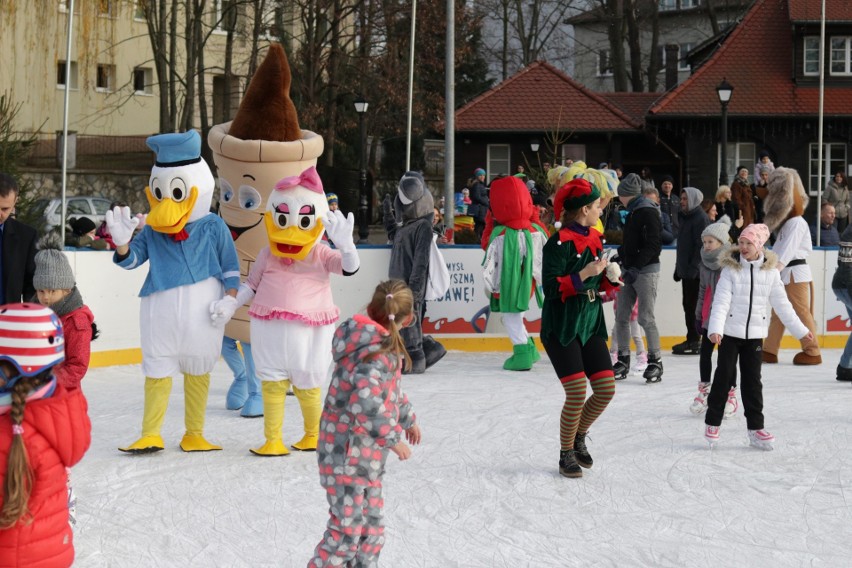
[63,245,849,368]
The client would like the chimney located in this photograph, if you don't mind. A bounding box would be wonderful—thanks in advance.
[665,44,679,91]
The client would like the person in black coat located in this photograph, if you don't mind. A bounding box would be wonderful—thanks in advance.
[469,168,490,241]
[0,173,38,304]
[673,186,711,355]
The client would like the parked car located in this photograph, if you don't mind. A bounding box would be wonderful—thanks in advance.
[29,196,113,231]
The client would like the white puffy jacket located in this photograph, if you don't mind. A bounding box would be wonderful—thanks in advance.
[708,247,809,341]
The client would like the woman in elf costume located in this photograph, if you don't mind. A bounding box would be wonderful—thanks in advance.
[481,175,549,370]
[541,178,620,479]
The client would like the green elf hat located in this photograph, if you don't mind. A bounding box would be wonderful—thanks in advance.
[552,178,600,229]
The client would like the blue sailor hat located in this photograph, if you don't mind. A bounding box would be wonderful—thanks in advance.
[146,130,202,167]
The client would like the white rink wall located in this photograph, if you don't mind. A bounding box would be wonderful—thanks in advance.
[64,246,848,360]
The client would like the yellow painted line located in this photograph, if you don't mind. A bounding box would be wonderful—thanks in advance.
[88,335,847,368]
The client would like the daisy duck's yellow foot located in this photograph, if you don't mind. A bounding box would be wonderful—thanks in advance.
[119,435,165,454]
[250,440,290,456]
[291,434,319,451]
[179,434,223,452]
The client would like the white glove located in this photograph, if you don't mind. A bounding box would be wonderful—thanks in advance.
[605,261,622,284]
[323,210,356,253]
[209,295,239,327]
[105,206,139,247]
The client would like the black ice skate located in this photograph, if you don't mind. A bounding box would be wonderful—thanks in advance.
[672,340,701,355]
[643,355,663,383]
[613,355,630,381]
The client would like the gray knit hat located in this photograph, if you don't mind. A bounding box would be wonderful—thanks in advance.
[701,215,732,245]
[34,249,75,290]
[617,173,642,197]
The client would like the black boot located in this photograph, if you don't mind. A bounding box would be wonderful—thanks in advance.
[837,364,852,382]
[672,340,701,355]
[613,355,630,381]
[574,432,593,468]
[559,450,583,478]
[643,354,663,383]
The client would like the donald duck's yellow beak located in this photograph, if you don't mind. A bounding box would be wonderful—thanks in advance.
[264,212,325,261]
[145,186,199,234]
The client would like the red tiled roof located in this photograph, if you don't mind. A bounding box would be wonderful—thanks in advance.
[650,0,852,117]
[599,92,662,124]
[455,61,643,132]
[789,0,852,22]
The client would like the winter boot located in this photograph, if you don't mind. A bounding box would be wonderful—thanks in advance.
[119,376,172,453]
[250,381,290,456]
[724,387,739,418]
[225,376,248,410]
[240,368,263,418]
[643,355,663,383]
[632,351,648,374]
[503,342,534,371]
[528,338,541,363]
[704,424,720,447]
[291,386,322,451]
[558,450,583,478]
[574,431,593,468]
[747,429,775,451]
[690,382,710,415]
[672,340,701,355]
[837,364,852,382]
[613,355,630,381]
[181,373,222,452]
[423,335,448,369]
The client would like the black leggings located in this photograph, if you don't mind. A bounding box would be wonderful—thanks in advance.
[542,334,613,379]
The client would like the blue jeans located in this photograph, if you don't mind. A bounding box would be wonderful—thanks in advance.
[221,336,256,384]
[833,288,852,368]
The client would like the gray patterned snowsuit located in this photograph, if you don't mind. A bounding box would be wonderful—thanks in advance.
[309,314,416,567]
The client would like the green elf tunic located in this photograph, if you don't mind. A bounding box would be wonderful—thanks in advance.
[541,224,619,346]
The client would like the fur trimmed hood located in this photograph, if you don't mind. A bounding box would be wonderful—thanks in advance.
[720,245,778,271]
[762,167,809,232]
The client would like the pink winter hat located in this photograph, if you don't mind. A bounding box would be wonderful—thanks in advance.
[740,223,770,249]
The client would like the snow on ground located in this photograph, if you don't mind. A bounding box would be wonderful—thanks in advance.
[73,349,852,567]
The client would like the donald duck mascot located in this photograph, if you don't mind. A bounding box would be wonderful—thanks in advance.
[109,130,241,453]
[211,166,359,456]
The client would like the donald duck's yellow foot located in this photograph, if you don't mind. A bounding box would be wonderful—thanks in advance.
[291,434,319,452]
[179,434,223,452]
[119,435,165,454]
[250,440,290,456]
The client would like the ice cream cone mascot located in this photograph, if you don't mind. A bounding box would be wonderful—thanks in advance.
[761,167,822,365]
[388,172,448,374]
[110,130,241,453]
[480,176,549,370]
[210,166,359,456]
[208,44,324,418]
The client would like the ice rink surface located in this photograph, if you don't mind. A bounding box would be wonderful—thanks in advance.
[73,349,852,567]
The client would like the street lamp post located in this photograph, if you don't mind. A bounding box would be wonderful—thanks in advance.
[354,96,369,242]
[716,79,734,186]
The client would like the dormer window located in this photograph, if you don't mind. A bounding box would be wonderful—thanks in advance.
[804,36,819,76]
[830,37,852,75]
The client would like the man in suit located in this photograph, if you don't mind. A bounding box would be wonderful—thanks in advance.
[0,173,38,303]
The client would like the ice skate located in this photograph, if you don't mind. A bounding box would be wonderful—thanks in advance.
[724,387,738,418]
[613,355,630,381]
[747,429,775,451]
[672,340,700,355]
[704,425,720,447]
[632,351,648,375]
[643,355,663,383]
[690,382,710,415]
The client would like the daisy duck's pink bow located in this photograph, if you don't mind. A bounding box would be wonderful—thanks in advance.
[275,166,324,194]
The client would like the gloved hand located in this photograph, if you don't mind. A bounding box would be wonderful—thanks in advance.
[623,267,639,285]
[105,206,139,247]
[605,261,622,283]
[209,295,239,327]
[673,270,682,283]
[323,210,357,253]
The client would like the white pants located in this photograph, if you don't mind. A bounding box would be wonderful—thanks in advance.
[251,318,334,389]
[502,312,529,345]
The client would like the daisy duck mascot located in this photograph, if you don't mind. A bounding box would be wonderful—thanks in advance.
[210,166,359,456]
[480,175,549,370]
[110,130,241,453]
[207,44,324,419]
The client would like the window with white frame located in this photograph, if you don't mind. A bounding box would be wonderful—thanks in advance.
[659,0,677,10]
[830,37,852,75]
[96,64,115,92]
[56,61,78,90]
[679,43,695,70]
[804,36,820,75]
[212,0,238,32]
[562,144,586,164]
[681,0,699,7]
[660,0,699,8]
[259,2,285,40]
[809,143,847,195]
[134,1,147,21]
[597,50,613,77]
[487,145,510,181]
[718,142,755,184]
[133,67,153,94]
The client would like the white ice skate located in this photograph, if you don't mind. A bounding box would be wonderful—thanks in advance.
[704,425,720,447]
[747,429,775,451]
[690,382,710,415]
[724,387,738,419]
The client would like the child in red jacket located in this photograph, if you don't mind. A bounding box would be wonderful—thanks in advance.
[0,303,92,567]
[31,247,98,392]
